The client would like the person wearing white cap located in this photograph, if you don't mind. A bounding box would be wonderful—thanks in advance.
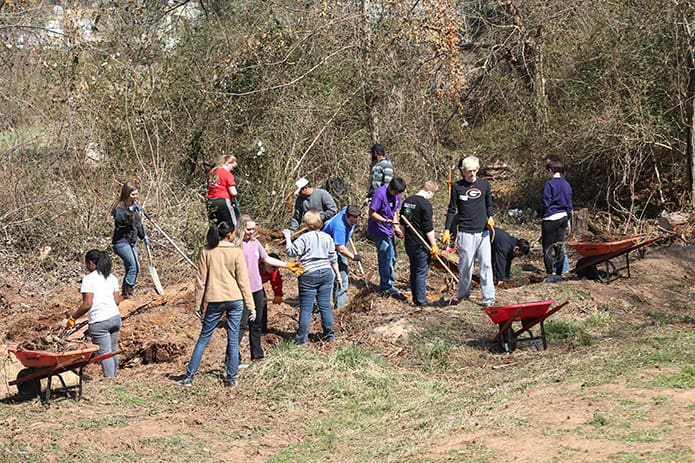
[288,178,338,232]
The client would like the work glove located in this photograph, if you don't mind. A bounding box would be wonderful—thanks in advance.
[486,217,495,230]
[353,254,362,262]
[286,261,304,276]
[282,229,292,240]
[441,230,451,246]
[61,316,75,329]
[431,244,439,259]
[248,309,257,322]
[195,306,203,321]
[272,295,284,304]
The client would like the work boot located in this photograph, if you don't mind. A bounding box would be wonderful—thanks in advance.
[122,284,134,299]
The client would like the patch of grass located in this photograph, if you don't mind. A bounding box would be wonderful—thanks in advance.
[622,429,662,443]
[409,326,460,372]
[545,319,593,345]
[588,411,609,427]
[648,365,695,389]
[585,306,614,331]
[77,415,130,429]
[603,449,694,463]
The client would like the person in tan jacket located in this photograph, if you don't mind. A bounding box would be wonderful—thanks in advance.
[177,221,255,388]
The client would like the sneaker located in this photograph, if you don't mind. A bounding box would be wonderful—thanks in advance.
[177,377,193,387]
[252,357,268,362]
[543,274,563,283]
[223,379,237,388]
[481,301,496,308]
[238,363,249,370]
[380,288,401,297]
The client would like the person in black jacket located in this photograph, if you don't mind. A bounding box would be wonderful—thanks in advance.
[399,181,439,307]
[491,227,530,284]
[442,156,496,306]
[111,181,145,298]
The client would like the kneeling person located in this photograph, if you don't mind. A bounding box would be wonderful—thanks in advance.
[491,227,530,284]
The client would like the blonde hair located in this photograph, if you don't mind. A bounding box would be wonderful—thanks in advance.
[232,213,253,245]
[422,180,439,193]
[459,156,480,171]
[209,154,237,176]
[302,210,323,231]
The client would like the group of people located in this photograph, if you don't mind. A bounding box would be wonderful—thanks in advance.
[65,143,572,386]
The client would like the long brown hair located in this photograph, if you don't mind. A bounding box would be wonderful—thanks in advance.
[111,181,139,214]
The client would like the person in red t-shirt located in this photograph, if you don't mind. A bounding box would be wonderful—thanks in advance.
[259,252,284,333]
[207,155,240,227]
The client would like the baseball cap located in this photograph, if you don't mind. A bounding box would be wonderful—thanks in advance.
[294,177,309,195]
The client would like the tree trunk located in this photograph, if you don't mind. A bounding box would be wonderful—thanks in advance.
[687,33,695,206]
[361,0,379,143]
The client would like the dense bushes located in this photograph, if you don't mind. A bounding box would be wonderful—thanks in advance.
[0,0,692,255]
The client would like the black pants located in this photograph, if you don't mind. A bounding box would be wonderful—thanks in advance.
[238,289,266,360]
[542,216,568,275]
[207,198,239,227]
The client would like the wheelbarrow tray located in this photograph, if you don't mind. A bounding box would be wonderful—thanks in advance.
[8,345,121,404]
[481,300,569,353]
[8,343,99,369]
[482,300,554,324]
[568,238,639,258]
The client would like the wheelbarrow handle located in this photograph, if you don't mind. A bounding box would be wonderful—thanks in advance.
[88,349,124,365]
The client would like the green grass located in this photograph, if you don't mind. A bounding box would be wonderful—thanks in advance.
[648,365,695,389]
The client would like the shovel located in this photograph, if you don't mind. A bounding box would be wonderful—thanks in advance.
[401,216,459,283]
[142,210,197,269]
[144,235,164,295]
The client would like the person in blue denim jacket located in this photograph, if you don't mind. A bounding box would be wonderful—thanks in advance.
[111,181,145,298]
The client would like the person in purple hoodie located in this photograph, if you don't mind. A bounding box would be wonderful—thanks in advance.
[367,177,407,295]
[538,159,573,282]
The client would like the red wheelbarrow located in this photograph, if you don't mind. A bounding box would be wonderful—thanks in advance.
[569,236,664,283]
[8,343,122,404]
[482,300,569,353]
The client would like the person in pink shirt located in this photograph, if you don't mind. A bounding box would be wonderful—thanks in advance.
[235,215,303,361]
[206,155,240,227]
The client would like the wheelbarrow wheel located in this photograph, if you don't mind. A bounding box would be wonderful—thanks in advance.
[16,368,39,396]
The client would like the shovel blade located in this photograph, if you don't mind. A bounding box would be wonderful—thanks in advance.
[149,265,164,295]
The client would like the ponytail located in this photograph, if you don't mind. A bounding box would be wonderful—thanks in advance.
[85,249,112,279]
[207,221,235,249]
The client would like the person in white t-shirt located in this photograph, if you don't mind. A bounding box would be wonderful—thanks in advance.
[65,250,123,377]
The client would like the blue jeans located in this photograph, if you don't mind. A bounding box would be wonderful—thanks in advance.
[297,268,335,344]
[333,254,350,309]
[185,300,243,383]
[89,314,122,378]
[406,245,430,306]
[113,241,140,288]
[374,235,397,291]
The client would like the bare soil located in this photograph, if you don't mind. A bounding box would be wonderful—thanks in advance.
[0,232,693,461]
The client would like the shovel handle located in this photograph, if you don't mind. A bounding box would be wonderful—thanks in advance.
[143,210,197,268]
[401,216,459,283]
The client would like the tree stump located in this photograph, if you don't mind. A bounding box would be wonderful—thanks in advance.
[571,208,590,239]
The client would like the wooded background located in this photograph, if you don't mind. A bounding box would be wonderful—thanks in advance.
[1,0,694,255]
